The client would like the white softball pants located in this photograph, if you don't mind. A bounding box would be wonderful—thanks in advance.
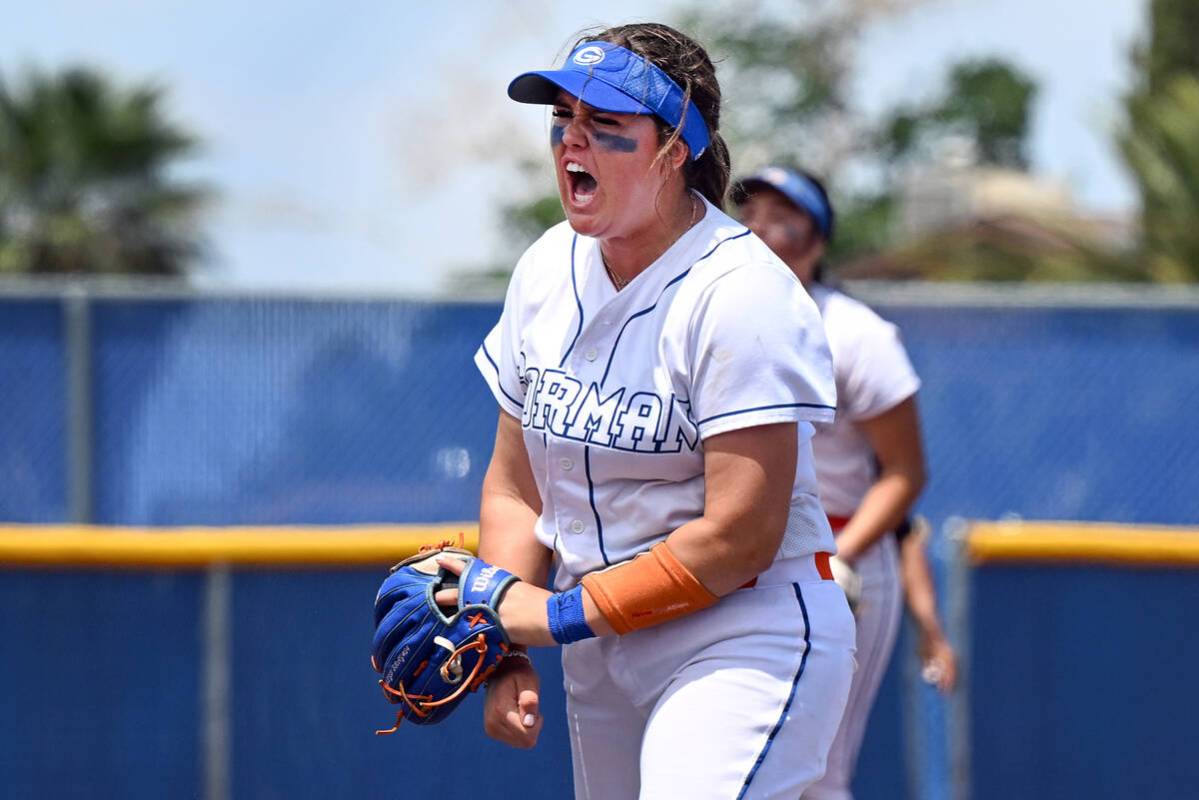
[803,534,903,800]
[563,557,856,800]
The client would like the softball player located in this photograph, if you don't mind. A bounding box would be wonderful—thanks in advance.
[735,167,929,800]
[462,24,856,799]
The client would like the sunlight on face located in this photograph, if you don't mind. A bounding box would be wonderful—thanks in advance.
[549,90,678,242]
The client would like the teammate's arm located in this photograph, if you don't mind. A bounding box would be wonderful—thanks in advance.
[833,395,927,564]
[900,524,957,693]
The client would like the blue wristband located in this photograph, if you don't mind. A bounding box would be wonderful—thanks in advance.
[546,585,596,645]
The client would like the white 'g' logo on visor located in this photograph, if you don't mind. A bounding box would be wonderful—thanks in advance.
[573,46,606,66]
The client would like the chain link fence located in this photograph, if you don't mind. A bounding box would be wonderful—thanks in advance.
[2,279,1198,798]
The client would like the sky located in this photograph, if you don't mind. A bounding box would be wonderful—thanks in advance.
[4,0,1147,294]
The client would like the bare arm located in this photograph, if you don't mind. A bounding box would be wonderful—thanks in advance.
[899,525,943,641]
[478,411,551,586]
[476,411,550,749]
[834,395,927,563]
[660,422,798,593]
[575,422,798,631]
[451,421,798,640]
[899,525,957,693]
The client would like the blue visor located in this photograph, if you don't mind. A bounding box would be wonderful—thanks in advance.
[508,41,710,161]
[737,167,834,241]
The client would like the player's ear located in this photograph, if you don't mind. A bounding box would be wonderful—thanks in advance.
[667,136,689,172]
[655,135,689,179]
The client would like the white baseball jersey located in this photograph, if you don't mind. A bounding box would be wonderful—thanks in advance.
[475,195,838,591]
[805,284,917,799]
[808,284,921,519]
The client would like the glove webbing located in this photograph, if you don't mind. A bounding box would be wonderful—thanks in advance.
[374,633,508,735]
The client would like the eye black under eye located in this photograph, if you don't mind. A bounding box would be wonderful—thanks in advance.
[593,117,619,126]
[552,109,573,119]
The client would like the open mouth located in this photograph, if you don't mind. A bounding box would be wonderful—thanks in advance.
[565,162,598,207]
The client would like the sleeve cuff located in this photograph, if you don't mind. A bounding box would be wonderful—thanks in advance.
[844,377,921,423]
[474,345,524,419]
[696,402,836,439]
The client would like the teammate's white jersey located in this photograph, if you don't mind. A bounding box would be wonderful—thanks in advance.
[804,284,917,800]
[808,284,921,518]
[476,195,838,590]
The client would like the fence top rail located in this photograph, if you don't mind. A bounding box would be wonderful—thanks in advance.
[3,276,1199,309]
[844,281,1199,309]
[966,520,1199,568]
[0,524,478,569]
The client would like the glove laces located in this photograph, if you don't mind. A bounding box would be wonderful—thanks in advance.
[374,633,505,735]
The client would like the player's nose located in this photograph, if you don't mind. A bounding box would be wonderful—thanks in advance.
[560,117,587,149]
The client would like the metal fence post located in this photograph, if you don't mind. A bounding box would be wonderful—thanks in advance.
[203,564,232,800]
[946,517,972,800]
[63,283,94,524]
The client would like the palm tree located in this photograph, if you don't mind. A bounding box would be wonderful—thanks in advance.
[0,66,206,276]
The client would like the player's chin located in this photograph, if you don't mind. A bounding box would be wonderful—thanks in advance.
[562,197,610,236]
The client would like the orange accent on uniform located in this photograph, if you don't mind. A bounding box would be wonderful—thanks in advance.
[827,515,851,532]
[580,542,718,635]
[742,552,834,588]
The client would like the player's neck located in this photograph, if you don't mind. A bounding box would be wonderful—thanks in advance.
[600,192,702,287]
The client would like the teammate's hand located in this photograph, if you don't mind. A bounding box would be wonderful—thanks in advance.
[435,556,557,647]
[918,632,958,694]
[483,656,543,749]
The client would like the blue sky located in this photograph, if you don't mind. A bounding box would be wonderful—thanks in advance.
[4,0,1146,293]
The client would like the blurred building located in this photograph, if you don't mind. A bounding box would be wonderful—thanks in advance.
[841,138,1138,281]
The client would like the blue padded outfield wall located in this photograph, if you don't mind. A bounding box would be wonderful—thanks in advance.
[1,288,1198,798]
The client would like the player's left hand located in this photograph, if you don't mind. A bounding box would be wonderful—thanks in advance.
[436,556,557,647]
[483,655,543,749]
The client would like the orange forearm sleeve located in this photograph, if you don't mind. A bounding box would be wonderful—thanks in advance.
[580,542,718,634]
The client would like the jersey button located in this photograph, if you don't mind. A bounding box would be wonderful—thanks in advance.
[570,519,586,534]
[559,457,574,471]
[584,348,598,362]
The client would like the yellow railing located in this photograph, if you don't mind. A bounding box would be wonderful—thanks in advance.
[0,524,478,569]
[967,521,1199,567]
[6,520,1195,570]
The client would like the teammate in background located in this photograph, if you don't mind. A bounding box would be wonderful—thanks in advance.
[464,24,856,799]
[898,516,958,694]
[735,167,930,799]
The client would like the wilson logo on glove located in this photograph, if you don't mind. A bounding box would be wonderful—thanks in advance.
[471,564,501,593]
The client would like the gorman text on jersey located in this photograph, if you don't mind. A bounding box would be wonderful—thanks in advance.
[521,366,699,453]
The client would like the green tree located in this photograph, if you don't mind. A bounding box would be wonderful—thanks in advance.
[677,1,864,171]
[1120,75,1199,281]
[0,66,206,275]
[881,59,1038,170]
[1120,0,1199,282]
[1137,0,1199,91]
